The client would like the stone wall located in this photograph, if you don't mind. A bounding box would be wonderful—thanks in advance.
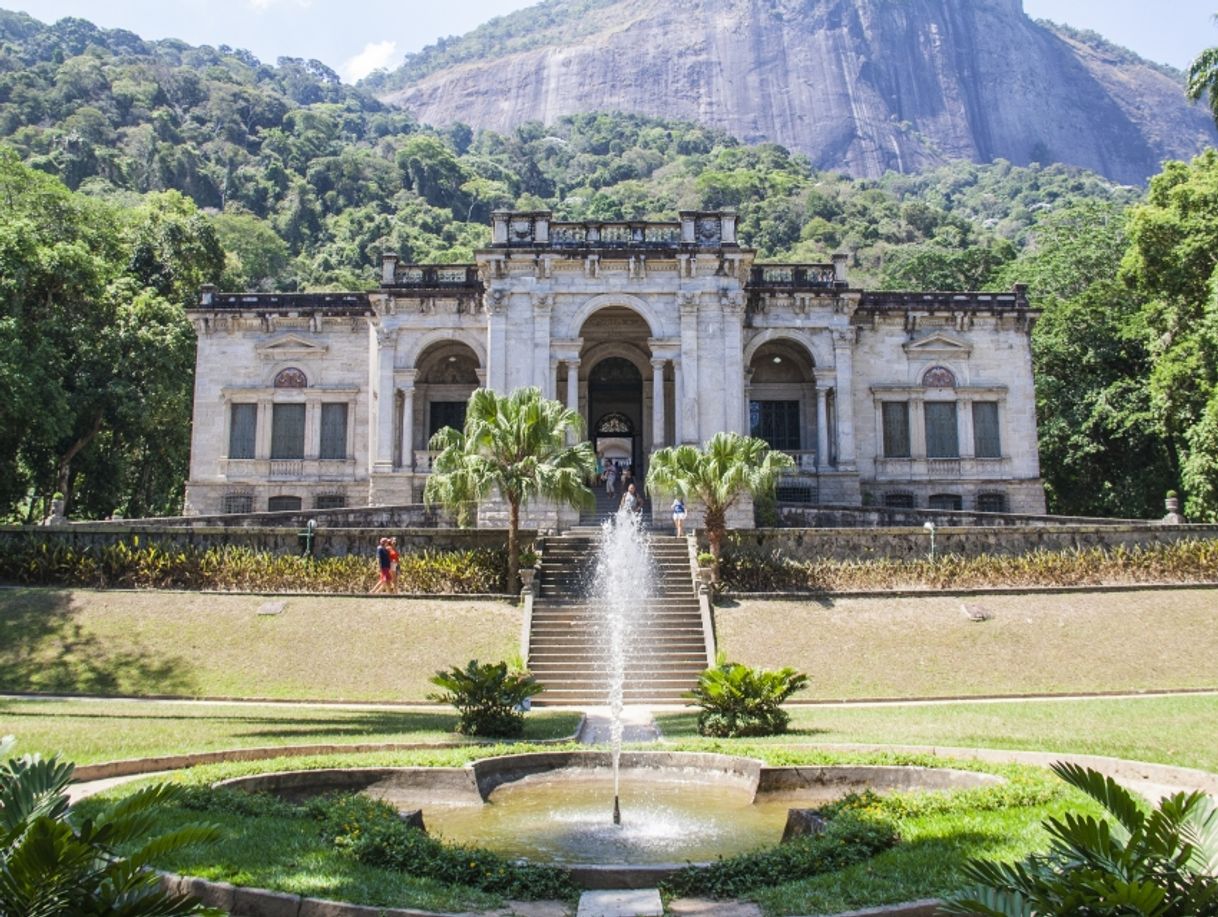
[723,524,1218,563]
[0,525,527,560]
[774,504,1144,529]
[84,503,446,530]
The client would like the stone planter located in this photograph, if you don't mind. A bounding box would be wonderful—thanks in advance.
[696,566,715,587]
[519,568,536,590]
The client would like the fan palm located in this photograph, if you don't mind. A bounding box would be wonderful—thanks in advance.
[1188,30,1218,128]
[943,761,1218,916]
[0,735,222,916]
[424,387,596,591]
[646,432,794,574]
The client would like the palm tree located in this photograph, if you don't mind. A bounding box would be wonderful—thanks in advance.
[424,387,596,592]
[1188,24,1218,127]
[646,432,794,574]
[0,735,222,916]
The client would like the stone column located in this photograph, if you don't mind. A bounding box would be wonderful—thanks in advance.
[372,327,397,473]
[532,293,553,396]
[815,375,832,470]
[721,293,746,434]
[651,358,667,450]
[678,293,700,444]
[486,291,508,392]
[742,367,754,438]
[958,396,975,459]
[565,358,581,444]
[673,360,684,444]
[832,329,857,471]
[398,369,417,470]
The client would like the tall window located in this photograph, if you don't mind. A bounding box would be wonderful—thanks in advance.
[429,402,467,439]
[972,402,1001,458]
[925,402,959,458]
[319,403,348,460]
[270,403,306,459]
[749,400,800,451]
[228,404,257,459]
[881,402,910,457]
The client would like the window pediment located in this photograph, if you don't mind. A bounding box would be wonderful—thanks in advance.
[256,335,329,360]
[902,333,973,360]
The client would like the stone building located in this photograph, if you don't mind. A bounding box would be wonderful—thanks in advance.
[184,210,1045,522]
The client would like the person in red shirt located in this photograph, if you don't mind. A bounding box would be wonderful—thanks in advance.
[387,537,400,593]
[370,538,392,593]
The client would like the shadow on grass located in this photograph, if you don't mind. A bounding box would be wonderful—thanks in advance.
[0,589,196,696]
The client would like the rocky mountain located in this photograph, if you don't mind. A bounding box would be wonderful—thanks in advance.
[371,0,1217,184]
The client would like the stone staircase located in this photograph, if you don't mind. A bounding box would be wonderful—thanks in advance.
[527,530,709,705]
[578,484,638,526]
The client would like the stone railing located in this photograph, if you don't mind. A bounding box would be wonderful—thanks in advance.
[224,459,357,481]
[547,221,684,249]
[858,286,1031,314]
[748,264,840,290]
[385,264,481,290]
[194,290,371,313]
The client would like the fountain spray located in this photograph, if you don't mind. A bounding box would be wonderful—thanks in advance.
[594,505,654,827]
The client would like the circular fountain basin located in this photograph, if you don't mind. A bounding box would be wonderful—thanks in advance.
[218,751,1002,888]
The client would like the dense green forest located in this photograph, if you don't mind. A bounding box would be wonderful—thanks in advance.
[0,10,1215,522]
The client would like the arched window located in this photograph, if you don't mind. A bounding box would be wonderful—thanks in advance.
[922,366,957,388]
[597,412,633,435]
[274,367,307,388]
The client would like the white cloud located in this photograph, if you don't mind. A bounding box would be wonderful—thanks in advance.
[247,0,313,10]
[342,39,398,81]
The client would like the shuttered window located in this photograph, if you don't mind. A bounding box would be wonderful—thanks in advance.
[319,403,348,460]
[925,402,959,458]
[749,401,801,451]
[228,404,257,459]
[881,402,910,457]
[972,402,1001,458]
[270,404,306,459]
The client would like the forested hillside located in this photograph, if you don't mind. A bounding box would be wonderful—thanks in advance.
[1,9,1215,524]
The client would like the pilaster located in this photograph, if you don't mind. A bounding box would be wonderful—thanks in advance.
[678,292,700,444]
[832,328,857,472]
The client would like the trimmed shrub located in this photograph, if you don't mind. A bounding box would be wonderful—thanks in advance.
[0,538,506,594]
[428,659,545,737]
[686,659,808,737]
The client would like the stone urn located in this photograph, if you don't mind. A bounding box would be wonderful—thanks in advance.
[1162,492,1185,525]
[42,498,67,526]
[697,565,715,588]
[519,568,536,591]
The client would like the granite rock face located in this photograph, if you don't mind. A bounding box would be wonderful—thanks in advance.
[378,0,1216,184]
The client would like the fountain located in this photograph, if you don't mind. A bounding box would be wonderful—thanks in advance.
[214,507,1006,887]
[592,505,656,827]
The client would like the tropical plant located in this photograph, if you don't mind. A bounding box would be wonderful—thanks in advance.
[424,387,595,591]
[0,735,222,916]
[428,659,545,737]
[686,659,809,737]
[646,432,794,577]
[942,761,1218,916]
[1188,25,1218,129]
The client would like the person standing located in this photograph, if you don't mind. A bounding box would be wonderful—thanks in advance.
[370,537,391,593]
[387,537,400,593]
[605,462,618,497]
[620,482,639,514]
[671,496,687,536]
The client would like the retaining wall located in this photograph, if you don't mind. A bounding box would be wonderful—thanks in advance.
[724,523,1218,562]
[0,525,531,559]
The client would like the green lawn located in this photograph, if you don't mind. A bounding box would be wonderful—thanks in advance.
[0,698,582,764]
[719,589,1218,698]
[0,588,520,701]
[657,693,1218,773]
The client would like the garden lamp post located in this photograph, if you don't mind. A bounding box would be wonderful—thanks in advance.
[923,520,937,563]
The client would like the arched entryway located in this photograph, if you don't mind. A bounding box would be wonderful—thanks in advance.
[746,339,821,470]
[401,341,481,468]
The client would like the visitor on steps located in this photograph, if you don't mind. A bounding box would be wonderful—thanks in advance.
[605,463,617,497]
[671,497,687,536]
[620,483,640,514]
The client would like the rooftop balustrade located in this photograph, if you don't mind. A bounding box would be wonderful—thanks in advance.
[194,290,372,312]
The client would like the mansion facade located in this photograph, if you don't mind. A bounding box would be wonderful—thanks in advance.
[184,210,1046,522]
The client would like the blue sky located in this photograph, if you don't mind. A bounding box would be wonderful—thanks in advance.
[9,1,1217,82]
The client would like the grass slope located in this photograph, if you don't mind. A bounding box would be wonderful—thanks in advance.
[0,589,520,701]
[0,699,582,764]
[658,693,1218,773]
[717,589,1218,699]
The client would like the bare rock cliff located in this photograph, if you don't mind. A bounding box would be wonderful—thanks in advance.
[378,0,1216,183]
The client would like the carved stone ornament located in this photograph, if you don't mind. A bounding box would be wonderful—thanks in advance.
[510,219,533,243]
[696,217,721,244]
[922,365,957,388]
